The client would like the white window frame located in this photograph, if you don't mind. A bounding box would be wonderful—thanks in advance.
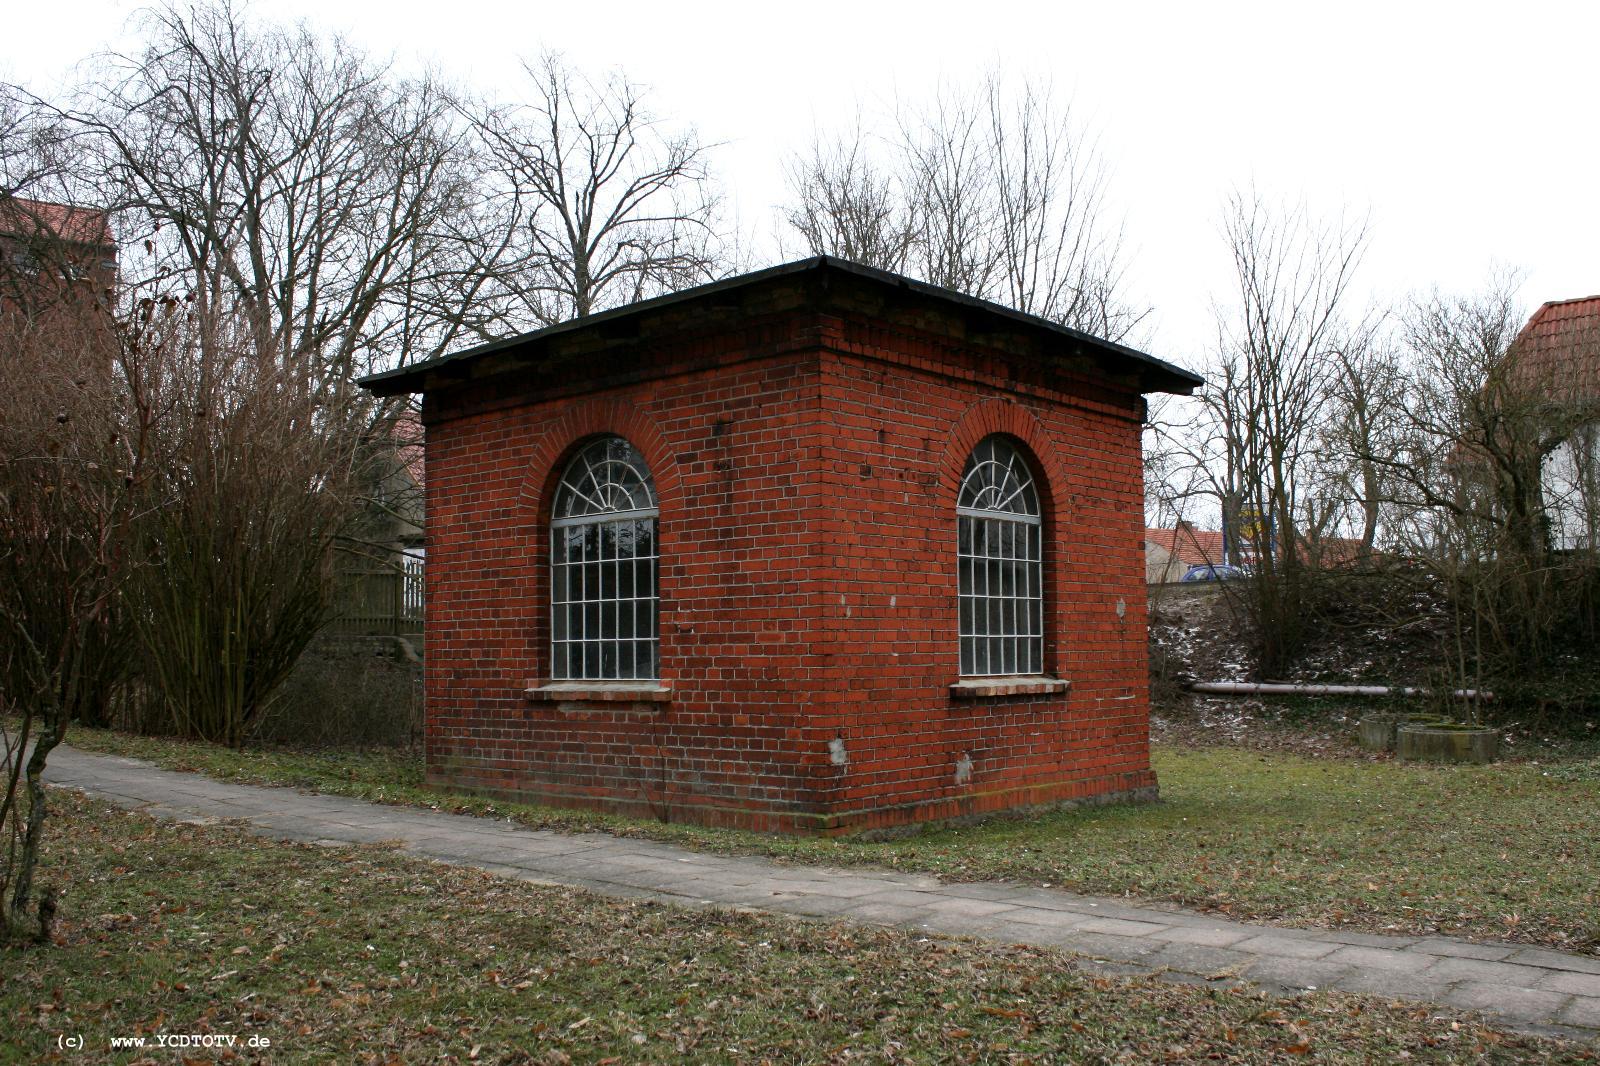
[549,437,660,681]
[957,435,1044,677]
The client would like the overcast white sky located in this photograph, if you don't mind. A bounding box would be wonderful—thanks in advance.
[6,0,1597,368]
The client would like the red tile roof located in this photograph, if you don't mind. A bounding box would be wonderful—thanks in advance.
[1146,524,1368,570]
[1145,525,1227,567]
[1509,295,1600,403]
[0,196,115,248]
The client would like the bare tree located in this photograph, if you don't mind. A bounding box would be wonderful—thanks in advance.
[982,77,1138,339]
[1193,191,1369,674]
[781,72,1146,341]
[469,52,721,326]
[895,82,1000,299]
[1303,326,1408,563]
[60,1,484,380]
[783,123,917,272]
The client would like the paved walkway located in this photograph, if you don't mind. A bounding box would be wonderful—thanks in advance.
[45,746,1600,1042]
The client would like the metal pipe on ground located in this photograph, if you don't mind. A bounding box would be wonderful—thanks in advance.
[1185,681,1492,701]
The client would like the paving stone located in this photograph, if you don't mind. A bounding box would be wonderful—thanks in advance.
[1332,967,1450,1002]
[920,896,1020,920]
[1243,955,1355,992]
[857,889,947,908]
[835,900,938,927]
[985,906,1092,931]
[771,894,889,919]
[1506,948,1600,975]
[1232,934,1340,960]
[1445,982,1571,1021]
[1323,945,1438,974]
[1148,925,1253,948]
[1319,930,1420,949]
[916,910,1024,941]
[1072,916,1171,937]
[1047,930,1167,963]
[1557,995,1600,1030]
[1069,900,1191,923]
[945,882,1034,903]
[1410,938,1518,961]
[1145,942,1252,976]
[1540,971,1600,998]
[1424,956,1552,988]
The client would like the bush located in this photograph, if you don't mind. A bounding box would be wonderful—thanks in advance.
[250,636,422,749]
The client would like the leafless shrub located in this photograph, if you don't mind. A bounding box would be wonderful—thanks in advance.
[252,636,422,749]
[1370,280,1600,705]
[122,303,368,747]
[0,305,146,939]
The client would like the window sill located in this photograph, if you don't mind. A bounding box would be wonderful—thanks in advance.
[524,681,673,706]
[949,676,1070,699]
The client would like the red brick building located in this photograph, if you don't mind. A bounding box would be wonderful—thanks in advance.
[362,258,1201,834]
[0,196,117,317]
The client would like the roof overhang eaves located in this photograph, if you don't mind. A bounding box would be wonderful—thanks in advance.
[359,256,1204,397]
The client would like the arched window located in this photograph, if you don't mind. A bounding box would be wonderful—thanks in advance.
[957,435,1043,677]
[550,436,659,680]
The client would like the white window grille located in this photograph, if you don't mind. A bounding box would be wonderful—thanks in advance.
[957,435,1043,676]
[550,436,659,680]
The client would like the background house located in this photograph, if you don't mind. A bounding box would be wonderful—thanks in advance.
[1510,295,1600,550]
[1144,523,1228,583]
[0,196,117,318]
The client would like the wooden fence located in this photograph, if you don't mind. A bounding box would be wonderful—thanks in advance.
[329,555,424,638]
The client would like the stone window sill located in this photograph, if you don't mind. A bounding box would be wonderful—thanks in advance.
[524,681,673,707]
[949,676,1070,699]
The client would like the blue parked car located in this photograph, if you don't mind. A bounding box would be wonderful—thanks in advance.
[1181,563,1247,583]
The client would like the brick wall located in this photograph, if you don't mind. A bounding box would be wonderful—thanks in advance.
[419,303,1156,834]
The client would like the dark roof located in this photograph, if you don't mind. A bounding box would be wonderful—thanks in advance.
[360,256,1203,397]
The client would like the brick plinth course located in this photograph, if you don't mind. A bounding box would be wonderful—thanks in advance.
[48,747,1600,1043]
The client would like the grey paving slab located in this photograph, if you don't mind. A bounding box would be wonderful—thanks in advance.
[764,894,866,919]
[1561,997,1600,1029]
[1334,967,1450,1003]
[1318,930,1421,949]
[1428,956,1555,988]
[1145,942,1253,975]
[1509,948,1600,975]
[1148,925,1254,948]
[919,896,1021,920]
[1448,982,1573,1021]
[41,744,1600,1043]
[1543,972,1600,998]
[1412,938,1520,961]
[1323,945,1439,974]
[1243,955,1357,991]
[1074,916,1172,938]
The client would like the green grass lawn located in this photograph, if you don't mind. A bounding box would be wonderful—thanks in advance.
[3,789,1590,1064]
[62,726,1600,953]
